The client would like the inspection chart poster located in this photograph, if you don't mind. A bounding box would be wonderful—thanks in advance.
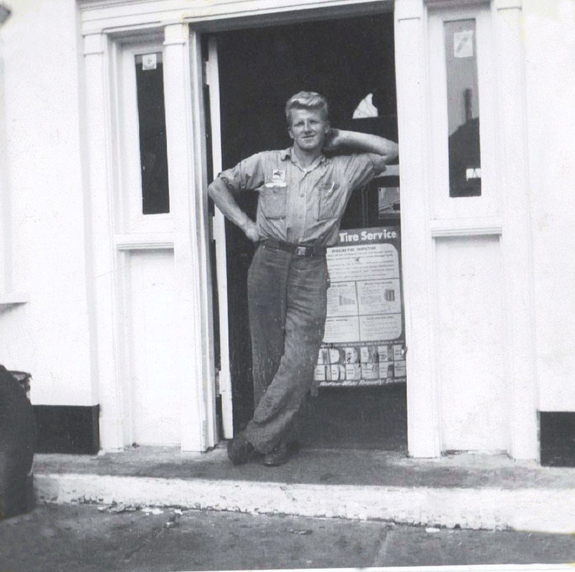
[314,227,406,387]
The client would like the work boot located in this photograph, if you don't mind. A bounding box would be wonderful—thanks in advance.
[227,433,255,465]
[263,440,299,467]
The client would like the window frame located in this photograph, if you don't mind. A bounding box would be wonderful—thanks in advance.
[428,5,499,221]
[119,41,174,234]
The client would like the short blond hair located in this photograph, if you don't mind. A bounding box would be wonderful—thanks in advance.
[285,91,329,125]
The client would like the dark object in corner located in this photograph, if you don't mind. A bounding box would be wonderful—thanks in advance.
[0,365,37,518]
[540,412,575,467]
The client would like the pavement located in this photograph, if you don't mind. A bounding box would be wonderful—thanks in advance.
[2,502,575,572]
[32,445,575,533]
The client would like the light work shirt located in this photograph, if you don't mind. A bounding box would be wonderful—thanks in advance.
[218,147,385,247]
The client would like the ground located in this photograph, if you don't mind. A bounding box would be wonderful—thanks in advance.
[1,503,575,572]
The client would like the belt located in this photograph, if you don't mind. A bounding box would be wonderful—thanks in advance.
[261,238,326,257]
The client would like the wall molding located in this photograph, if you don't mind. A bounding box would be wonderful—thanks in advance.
[425,0,488,7]
[430,218,503,237]
[115,234,174,250]
[0,292,29,305]
[79,0,391,35]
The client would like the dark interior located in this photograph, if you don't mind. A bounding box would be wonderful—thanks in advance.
[210,12,407,451]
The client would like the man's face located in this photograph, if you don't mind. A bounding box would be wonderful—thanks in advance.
[288,108,329,154]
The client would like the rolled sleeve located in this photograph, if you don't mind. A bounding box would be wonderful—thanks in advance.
[217,152,266,193]
[343,153,387,191]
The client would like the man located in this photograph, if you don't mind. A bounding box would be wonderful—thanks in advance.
[208,91,398,466]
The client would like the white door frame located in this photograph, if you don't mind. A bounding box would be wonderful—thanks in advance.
[395,0,537,459]
[79,0,537,459]
[82,25,219,452]
[204,37,234,438]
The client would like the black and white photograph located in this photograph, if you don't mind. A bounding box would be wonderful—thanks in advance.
[1,0,575,571]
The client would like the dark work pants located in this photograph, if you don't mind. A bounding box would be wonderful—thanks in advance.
[244,243,328,454]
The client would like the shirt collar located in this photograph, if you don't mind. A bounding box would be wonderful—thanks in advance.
[281,147,329,168]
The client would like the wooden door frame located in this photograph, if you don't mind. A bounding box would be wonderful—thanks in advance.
[79,0,537,459]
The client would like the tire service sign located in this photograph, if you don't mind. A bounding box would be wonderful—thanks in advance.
[314,227,406,387]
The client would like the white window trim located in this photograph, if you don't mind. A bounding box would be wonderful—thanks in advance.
[119,42,174,234]
[428,5,500,222]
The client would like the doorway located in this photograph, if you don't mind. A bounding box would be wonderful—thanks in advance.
[209,12,407,450]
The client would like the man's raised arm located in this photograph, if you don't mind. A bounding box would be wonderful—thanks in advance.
[324,129,398,164]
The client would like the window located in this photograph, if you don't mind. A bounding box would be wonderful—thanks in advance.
[135,53,170,214]
[444,19,481,198]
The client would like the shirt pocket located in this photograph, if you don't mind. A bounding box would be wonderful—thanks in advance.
[316,182,342,221]
[260,183,287,220]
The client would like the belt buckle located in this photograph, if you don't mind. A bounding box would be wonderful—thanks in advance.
[295,246,308,257]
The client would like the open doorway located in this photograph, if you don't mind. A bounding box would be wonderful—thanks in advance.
[209,12,407,451]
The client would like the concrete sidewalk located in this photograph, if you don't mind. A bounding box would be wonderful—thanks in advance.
[2,503,575,572]
[32,445,575,534]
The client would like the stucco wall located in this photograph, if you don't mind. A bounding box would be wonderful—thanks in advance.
[0,0,95,406]
[524,0,575,411]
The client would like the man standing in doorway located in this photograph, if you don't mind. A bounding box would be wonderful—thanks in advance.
[208,91,398,466]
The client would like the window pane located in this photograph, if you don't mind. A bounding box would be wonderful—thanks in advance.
[444,20,481,197]
[135,53,170,214]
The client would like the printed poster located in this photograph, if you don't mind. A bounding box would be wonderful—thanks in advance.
[314,227,406,387]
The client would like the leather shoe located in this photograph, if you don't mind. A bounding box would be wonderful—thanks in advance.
[263,441,299,467]
[227,433,255,465]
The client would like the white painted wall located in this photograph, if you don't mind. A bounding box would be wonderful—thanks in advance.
[0,0,95,406]
[524,0,575,411]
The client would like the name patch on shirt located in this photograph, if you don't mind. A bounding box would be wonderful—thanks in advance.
[265,169,287,188]
[272,170,286,183]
